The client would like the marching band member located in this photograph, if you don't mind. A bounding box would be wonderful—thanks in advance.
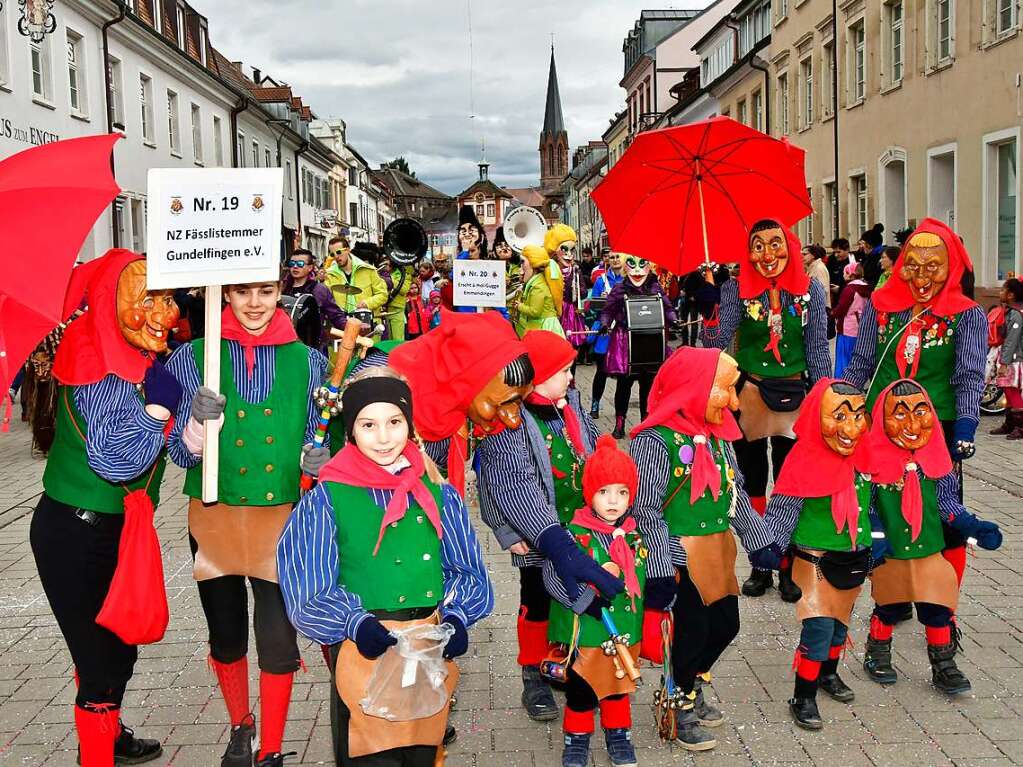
[704,218,830,602]
[325,236,389,319]
[166,280,328,767]
[588,252,625,419]
[277,367,493,766]
[516,245,566,338]
[630,347,780,752]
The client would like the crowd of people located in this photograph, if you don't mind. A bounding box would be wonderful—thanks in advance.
[17,207,1008,767]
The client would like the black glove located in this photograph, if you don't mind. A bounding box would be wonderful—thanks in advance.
[442,615,469,659]
[143,360,182,414]
[582,591,611,619]
[536,527,624,601]
[353,616,397,659]
[748,543,784,571]
[950,512,1003,550]
[643,576,677,612]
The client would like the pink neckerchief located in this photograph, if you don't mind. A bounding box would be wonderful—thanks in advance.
[570,507,641,601]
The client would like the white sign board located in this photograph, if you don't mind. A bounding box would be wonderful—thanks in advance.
[145,167,283,289]
[453,259,507,308]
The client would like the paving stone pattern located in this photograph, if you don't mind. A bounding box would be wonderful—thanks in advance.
[0,365,1021,766]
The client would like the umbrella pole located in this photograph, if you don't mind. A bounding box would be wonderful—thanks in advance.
[695,160,715,284]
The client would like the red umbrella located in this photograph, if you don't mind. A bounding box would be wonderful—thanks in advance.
[592,116,811,274]
[0,134,121,430]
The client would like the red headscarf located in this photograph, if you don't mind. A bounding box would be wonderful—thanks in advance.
[871,218,976,318]
[630,347,742,504]
[220,304,298,375]
[737,218,811,300]
[864,379,952,541]
[53,249,155,386]
[772,379,870,548]
[388,309,528,495]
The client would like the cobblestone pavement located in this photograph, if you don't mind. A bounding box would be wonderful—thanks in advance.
[0,363,1021,767]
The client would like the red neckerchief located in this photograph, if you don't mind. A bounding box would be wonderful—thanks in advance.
[318,442,442,555]
[893,314,928,378]
[570,507,641,602]
[220,306,298,375]
[525,392,586,459]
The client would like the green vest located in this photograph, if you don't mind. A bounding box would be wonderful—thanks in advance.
[548,523,647,648]
[43,386,167,514]
[655,427,732,537]
[183,340,310,505]
[736,301,808,378]
[792,476,873,551]
[868,312,960,420]
[535,419,584,524]
[329,480,445,612]
[874,476,945,559]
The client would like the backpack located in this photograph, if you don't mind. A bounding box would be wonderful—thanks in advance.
[988,305,1007,348]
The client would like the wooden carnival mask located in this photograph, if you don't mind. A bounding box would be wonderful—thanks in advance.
[467,370,531,433]
[749,224,790,281]
[899,232,950,307]
[556,241,577,269]
[705,352,740,425]
[882,386,935,451]
[117,260,179,354]
[458,222,482,254]
[624,255,651,287]
[820,386,868,457]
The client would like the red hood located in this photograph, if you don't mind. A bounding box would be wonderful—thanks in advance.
[738,218,810,300]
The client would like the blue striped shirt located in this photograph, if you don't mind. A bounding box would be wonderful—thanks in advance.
[72,375,168,483]
[843,303,987,423]
[165,341,327,467]
[630,428,776,569]
[276,480,494,645]
[704,278,831,383]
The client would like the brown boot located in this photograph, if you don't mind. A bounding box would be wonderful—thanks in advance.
[990,410,1014,435]
[1007,409,1023,440]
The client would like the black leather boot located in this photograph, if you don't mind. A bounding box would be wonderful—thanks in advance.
[928,642,972,695]
[589,401,600,418]
[818,657,855,703]
[990,410,1013,435]
[777,562,802,603]
[220,714,255,767]
[741,568,772,597]
[522,665,560,721]
[863,637,898,685]
[77,720,164,766]
[612,415,626,440]
[789,675,823,730]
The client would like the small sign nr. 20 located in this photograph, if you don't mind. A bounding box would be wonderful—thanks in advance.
[453,259,507,308]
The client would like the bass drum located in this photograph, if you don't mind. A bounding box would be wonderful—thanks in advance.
[280,293,322,347]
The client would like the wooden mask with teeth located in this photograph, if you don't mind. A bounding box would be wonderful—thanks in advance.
[116,260,179,353]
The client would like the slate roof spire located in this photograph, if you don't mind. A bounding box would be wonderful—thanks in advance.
[541,45,566,138]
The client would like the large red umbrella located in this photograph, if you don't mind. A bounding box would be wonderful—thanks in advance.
[0,134,121,430]
[592,116,811,274]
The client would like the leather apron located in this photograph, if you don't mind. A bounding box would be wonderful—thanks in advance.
[680,530,739,606]
[571,644,642,700]
[736,375,801,441]
[335,612,459,759]
[188,499,292,583]
[870,553,959,611]
[792,549,862,623]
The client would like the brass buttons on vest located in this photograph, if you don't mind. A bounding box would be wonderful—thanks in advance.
[398,595,407,604]
[264,408,273,416]
[239,467,248,475]
[426,590,434,599]
[237,410,246,419]
[416,515,424,524]
[265,464,274,473]
[423,553,431,561]
[239,496,248,503]
[235,439,245,448]
[265,436,274,445]
[266,492,275,502]
[394,558,402,565]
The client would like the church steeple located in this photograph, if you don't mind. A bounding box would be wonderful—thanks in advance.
[539,45,568,191]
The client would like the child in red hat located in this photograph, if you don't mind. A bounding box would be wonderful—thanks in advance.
[544,434,656,767]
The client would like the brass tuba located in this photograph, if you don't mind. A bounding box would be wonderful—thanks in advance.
[382,217,428,266]
[503,205,547,254]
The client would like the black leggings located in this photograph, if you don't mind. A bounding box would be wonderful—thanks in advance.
[591,354,609,405]
[564,666,626,714]
[189,536,300,674]
[613,372,655,419]
[671,566,740,695]
[30,495,138,708]
[732,435,795,498]
[519,565,550,622]
[874,601,953,628]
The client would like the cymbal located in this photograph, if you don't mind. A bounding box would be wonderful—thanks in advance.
[331,284,362,296]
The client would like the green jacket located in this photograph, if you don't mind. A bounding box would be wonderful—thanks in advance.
[325,255,388,316]
[515,274,559,337]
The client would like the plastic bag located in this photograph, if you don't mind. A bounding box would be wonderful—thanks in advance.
[359,622,454,722]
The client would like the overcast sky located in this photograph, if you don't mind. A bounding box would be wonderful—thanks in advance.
[201,1,707,195]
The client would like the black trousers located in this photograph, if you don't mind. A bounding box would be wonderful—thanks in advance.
[189,536,300,674]
[670,566,740,695]
[732,435,795,498]
[519,565,550,622]
[30,494,138,708]
[327,643,438,767]
[874,601,953,628]
[591,353,610,405]
[563,666,627,714]
[613,371,655,419]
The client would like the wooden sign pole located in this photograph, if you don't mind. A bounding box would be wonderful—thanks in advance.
[201,287,222,504]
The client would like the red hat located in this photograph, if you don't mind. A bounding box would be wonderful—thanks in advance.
[522,330,576,385]
[582,434,638,507]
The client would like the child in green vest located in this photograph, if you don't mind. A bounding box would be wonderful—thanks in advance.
[544,434,650,767]
[862,379,1002,697]
[766,379,874,730]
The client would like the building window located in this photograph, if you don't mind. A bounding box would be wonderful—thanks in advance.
[236,132,245,167]
[348,167,358,186]
[985,134,1018,280]
[778,72,790,134]
[997,0,1018,34]
[176,2,187,50]
[113,196,128,248]
[848,20,866,103]
[737,99,748,125]
[823,181,838,240]
[107,58,124,129]
[884,1,904,85]
[191,104,202,164]
[752,89,763,131]
[350,202,359,227]
[486,203,496,218]
[799,57,813,128]
[821,41,834,117]
[251,141,259,168]
[152,0,163,34]
[776,0,789,21]
[285,160,293,199]
[936,0,953,62]
[265,148,272,168]
[140,74,154,143]
[198,23,208,66]
[31,37,52,101]
[66,30,87,116]
[0,3,8,87]
[475,204,485,218]
[130,198,145,254]
[167,90,180,154]
[927,145,957,226]
[212,115,223,165]
[851,173,868,235]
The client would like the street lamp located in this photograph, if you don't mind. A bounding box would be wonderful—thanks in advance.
[17,0,57,44]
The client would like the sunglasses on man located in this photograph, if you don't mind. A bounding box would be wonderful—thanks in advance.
[287,259,310,268]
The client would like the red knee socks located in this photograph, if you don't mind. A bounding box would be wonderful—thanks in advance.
[211,656,250,726]
[563,707,595,734]
[599,696,631,729]
[517,607,550,667]
[925,625,952,647]
[750,496,767,516]
[794,655,822,682]
[75,704,120,767]
[257,671,294,760]
[869,615,894,641]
